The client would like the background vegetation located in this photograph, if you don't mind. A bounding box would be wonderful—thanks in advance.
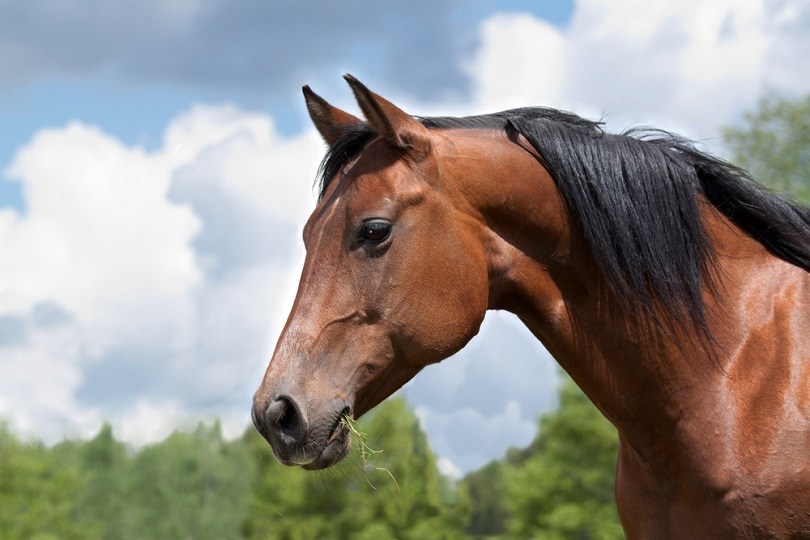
[723,94,810,204]
[1,96,806,539]
[1,378,617,540]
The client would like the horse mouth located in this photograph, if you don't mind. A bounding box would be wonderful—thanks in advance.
[301,413,352,470]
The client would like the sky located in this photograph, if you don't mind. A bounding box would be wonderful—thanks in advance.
[0,0,808,476]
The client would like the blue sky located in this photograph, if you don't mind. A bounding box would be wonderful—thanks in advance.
[0,0,808,476]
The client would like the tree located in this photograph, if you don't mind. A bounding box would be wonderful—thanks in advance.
[243,427,343,540]
[0,423,91,539]
[723,94,810,204]
[461,460,507,537]
[502,376,623,540]
[342,397,469,539]
[127,421,256,540]
[58,423,132,538]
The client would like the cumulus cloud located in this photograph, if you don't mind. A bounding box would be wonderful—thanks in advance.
[0,328,96,439]
[0,105,321,444]
[467,14,567,111]
[402,312,558,472]
[467,0,810,141]
[405,311,558,473]
[416,400,537,475]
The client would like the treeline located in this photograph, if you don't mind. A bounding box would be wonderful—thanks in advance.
[0,377,622,539]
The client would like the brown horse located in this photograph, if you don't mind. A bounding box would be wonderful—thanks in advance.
[253,75,810,537]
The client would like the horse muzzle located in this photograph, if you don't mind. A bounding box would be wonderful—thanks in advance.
[252,394,352,469]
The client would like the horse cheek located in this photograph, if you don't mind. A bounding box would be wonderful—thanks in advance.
[412,235,489,364]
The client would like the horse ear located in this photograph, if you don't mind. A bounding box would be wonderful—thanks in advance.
[343,74,430,159]
[303,85,363,145]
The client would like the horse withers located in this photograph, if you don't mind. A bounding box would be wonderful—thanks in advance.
[253,75,810,537]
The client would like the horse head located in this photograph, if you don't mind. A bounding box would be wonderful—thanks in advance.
[252,76,490,469]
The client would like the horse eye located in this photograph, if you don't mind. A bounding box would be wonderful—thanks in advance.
[360,220,392,243]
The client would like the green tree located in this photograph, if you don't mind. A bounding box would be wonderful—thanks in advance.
[503,376,622,540]
[128,421,256,540]
[343,397,469,539]
[723,94,810,203]
[56,423,132,538]
[0,423,91,539]
[244,428,343,540]
[462,460,507,537]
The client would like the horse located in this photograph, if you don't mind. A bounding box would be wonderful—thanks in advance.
[252,75,810,537]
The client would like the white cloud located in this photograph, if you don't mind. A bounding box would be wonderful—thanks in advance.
[415,399,538,474]
[0,105,320,445]
[117,398,190,446]
[0,334,99,441]
[1,123,200,336]
[466,13,566,111]
[165,106,319,223]
[404,312,558,474]
[469,0,810,142]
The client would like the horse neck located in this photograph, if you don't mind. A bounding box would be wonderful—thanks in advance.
[443,130,741,460]
[439,128,810,523]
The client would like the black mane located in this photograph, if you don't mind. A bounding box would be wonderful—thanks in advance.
[317,108,810,338]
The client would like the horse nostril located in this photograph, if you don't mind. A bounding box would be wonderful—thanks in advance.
[266,395,306,444]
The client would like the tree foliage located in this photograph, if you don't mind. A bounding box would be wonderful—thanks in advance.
[126,421,256,539]
[0,423,91,539]
[723,94,810,203]
[502,377,622,539]
[1,400,467,540]
[461,460,507,536]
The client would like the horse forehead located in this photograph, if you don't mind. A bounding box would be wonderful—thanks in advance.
[335,161,413,209]
[303,172,396,244]
[305,137,439,242]
[349,170,404,206]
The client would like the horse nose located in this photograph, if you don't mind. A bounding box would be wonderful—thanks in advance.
[266,395,307,444]
[253,395,308,459]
